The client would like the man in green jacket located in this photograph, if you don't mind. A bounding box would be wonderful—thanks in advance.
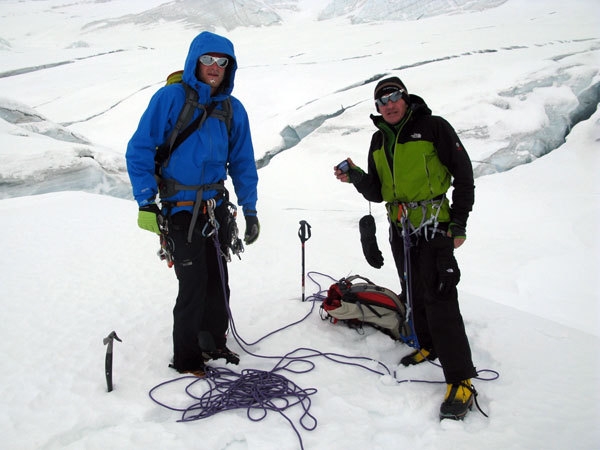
[334,76,478,420]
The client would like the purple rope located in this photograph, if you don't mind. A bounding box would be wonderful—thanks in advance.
[147,266,394,449]
[149,365,317,449]
[149,240,499,446]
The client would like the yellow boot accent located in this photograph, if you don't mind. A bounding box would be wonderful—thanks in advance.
[444,379,472,403]
[440,379,474,420]
[400,348,437,366]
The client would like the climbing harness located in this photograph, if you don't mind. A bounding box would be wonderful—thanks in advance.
[388,194,446,242]
[159,179,227,243]
[154,179,244,265]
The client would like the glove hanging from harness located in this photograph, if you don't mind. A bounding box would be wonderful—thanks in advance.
[359,214,384,269]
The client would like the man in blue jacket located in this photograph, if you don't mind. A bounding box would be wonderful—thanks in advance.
[126,31,259,376]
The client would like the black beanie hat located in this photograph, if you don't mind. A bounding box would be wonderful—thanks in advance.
[374,76,409,103]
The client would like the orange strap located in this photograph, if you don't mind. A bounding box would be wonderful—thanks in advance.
[174,200,208,214]
[397,203,405,222]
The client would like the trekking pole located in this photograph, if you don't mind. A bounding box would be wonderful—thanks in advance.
[298,220,312,301]
[103,331,122,392]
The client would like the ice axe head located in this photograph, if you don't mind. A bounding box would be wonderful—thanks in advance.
[103,331,122,346]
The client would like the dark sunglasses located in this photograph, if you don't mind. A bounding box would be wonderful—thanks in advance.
[375,89,404,107]
[199,55,229,68]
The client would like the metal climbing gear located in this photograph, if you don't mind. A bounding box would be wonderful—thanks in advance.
[389,194,446,241]
[202,199,219,237]
[157,214,174,268]
[204,199,244,262]
[221,202,244,261]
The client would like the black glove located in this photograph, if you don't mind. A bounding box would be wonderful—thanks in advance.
[447,222,466,239]
[348,166,365,185]
[359,214,384,269]
[244,215,260,245]
[436,254,461,296]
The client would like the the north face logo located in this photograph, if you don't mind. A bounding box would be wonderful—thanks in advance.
[411,133,422,139]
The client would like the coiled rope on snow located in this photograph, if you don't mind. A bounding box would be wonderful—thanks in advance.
[148,267,499,449]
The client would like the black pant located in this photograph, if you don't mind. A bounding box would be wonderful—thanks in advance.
[390,224,477,383]
[168,207,230,372]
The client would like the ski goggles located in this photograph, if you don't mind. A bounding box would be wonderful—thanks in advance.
[375,89,405,107]
[199,55,229,68]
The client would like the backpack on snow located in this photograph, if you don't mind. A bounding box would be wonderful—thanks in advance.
[154,70,233,176]
[320,275,412,341]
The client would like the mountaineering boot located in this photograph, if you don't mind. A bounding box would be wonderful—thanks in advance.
[400,348,437,366]
[169,358,207,377]
[182,367,207,378]
[439,379,475,420]
[202,346,240,365]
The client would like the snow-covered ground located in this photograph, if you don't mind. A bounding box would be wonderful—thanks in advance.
[1,1,599,449]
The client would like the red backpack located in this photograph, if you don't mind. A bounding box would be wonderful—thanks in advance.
[321,275,412,341]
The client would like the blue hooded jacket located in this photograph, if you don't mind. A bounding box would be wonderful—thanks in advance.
[126,31,258,216]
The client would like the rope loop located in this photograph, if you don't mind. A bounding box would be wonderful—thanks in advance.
[149,271,499,449]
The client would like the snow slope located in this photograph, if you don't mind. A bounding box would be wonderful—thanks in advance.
[0,0,599,449]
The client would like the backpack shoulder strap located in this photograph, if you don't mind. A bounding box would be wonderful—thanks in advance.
[344,278,406,316]
[222,97,232,134]
[201,96,232,133]
[344,274,373,285]
[155,82,198,175]
[154,82,234,176]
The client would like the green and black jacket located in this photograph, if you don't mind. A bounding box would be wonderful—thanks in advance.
[353,94,475,231]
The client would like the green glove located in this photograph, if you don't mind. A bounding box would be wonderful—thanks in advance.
[137,203,161,234]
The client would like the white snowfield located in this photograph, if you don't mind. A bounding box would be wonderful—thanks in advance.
[0,1,598,449]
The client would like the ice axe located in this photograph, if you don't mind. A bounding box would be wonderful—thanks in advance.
[103,331,122,392]
[298,220,312,301]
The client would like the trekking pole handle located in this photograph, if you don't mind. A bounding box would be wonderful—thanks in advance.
[298,220,312,243]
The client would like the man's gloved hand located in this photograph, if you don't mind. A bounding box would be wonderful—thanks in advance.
[347,166,365,185]
[137,203,161,234]
[447,222,466,239]
[244,215,260,245]
[334,158,364,185]
[359,214,384,268]
[447,221,467,249]
[436,254,461,296]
